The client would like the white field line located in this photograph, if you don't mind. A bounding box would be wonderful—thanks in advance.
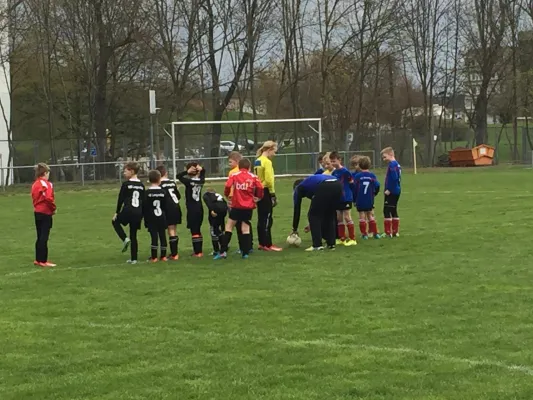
[3,319,533,376]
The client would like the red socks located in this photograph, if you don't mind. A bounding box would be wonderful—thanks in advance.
[368,219,378,235]
[392,218,400,235]
[337,223,346,240]
[384,219,392,235]
[347,221,355,240]
[359,220,367,235]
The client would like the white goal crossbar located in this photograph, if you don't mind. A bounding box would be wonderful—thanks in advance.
[168,118,322,180]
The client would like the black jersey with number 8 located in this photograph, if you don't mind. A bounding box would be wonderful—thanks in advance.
[116,178,145,216]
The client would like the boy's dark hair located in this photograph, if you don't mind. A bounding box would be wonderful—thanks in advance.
[358,156,371,170]
[156,165,167,177]
[148,169,162,184]
[317,151,326,162]
[35,162,50,179]
[238,158,251,170]
[329,151,341,161]
[185,162,199,170]
[124,162,140,174]
[293,178,304,189]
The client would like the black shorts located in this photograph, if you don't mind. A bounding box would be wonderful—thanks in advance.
[356,206,374,213]
[336,202,353,211]
[187,208,203,234]
[384,193,400,208]
[166,207,182,226]
[229,208,253,222]
[117,210,142,228]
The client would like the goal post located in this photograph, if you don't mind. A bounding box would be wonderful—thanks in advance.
[168,118,322,180]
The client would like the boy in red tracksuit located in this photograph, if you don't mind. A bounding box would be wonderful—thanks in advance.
[31,163,57,267]
[214,158,264,260]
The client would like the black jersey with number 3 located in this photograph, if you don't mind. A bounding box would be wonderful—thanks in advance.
[116,178,145,216]
[143,186,168,228]
[177,169,206,210]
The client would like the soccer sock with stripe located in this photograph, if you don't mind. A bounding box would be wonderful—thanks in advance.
[359,219,367,235]
[169,236,178,256]
[192,234,203,255]
[337,223,346,240]
[347,221,355,240]
[384,219,392,235]
[368,219,378,235]
[392,218,400,234]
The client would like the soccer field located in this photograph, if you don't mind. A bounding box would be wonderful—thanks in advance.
[1,168,533,399]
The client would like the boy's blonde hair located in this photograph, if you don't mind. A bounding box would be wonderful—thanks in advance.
[381,147,395,156]
[35,162,50,179]
[256,140,277,157]
[228,151,242,162]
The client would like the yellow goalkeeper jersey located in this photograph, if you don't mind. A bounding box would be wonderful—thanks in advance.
[254,155,275,194]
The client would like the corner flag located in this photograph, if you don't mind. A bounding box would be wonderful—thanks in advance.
[413,138,418,147]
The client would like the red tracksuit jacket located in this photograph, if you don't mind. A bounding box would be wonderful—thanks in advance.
[224,169,264,209]
[31,178,56,215]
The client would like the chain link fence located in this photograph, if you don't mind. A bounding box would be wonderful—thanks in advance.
[0,150,379,188]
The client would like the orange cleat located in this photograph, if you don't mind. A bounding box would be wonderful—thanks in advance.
[268,245,283,252]
[170,255,179,261]
[192,253,203,258]
[43,262,56,267]
[160,257,168,262]
[149,258,158,263]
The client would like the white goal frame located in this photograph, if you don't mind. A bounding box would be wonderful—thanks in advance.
[168,118,322,179]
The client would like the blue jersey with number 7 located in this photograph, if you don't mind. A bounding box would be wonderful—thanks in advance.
[352,171,380,210]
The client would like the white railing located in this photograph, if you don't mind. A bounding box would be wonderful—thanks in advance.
[0,150,376,189]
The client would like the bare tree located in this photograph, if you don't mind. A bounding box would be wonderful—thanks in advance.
[462,0,509,145]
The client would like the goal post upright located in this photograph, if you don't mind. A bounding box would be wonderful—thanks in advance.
[169,117,322,179]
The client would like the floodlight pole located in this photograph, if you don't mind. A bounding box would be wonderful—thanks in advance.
[318,119,323,152]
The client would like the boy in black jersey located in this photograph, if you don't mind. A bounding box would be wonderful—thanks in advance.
[156,165,182,260]
[112,162,144,264]
[177,162,205,257]
[143,169,169,262]
[203,188,228,256]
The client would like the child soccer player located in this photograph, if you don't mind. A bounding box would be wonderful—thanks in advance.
[203,188,228,256]
[31,163,57,267]
[381,147,402,237]
[144,170,169,262]
[177,162,206,256]
[314,151,326,174]
[215,158,264,260]
[350,155,362,172]
[156,165,181,260]
[112,162,145,264]
[329,151,356,246]
[352,156,381,240]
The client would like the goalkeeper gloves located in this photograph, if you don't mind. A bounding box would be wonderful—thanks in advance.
[271,194,278,207]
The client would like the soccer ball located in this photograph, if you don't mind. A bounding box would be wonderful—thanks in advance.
[286,233,302,247]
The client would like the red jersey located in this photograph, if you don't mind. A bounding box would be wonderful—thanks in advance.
[224,169,264,209]
[31,178,56,215]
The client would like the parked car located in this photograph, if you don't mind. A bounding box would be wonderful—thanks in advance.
[220,141,244,152]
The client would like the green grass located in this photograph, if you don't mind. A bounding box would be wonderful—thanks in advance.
[2,168,533,399]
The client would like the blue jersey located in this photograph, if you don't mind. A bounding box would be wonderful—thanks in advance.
[332,167,354,202]
[314,167,324,175]
[385,160,401,195]
[353,171,380,209]
[293,174,338,231]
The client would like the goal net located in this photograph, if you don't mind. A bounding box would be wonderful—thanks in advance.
[166,118,323,179]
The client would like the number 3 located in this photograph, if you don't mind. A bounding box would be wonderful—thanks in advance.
[154,200,162,216]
